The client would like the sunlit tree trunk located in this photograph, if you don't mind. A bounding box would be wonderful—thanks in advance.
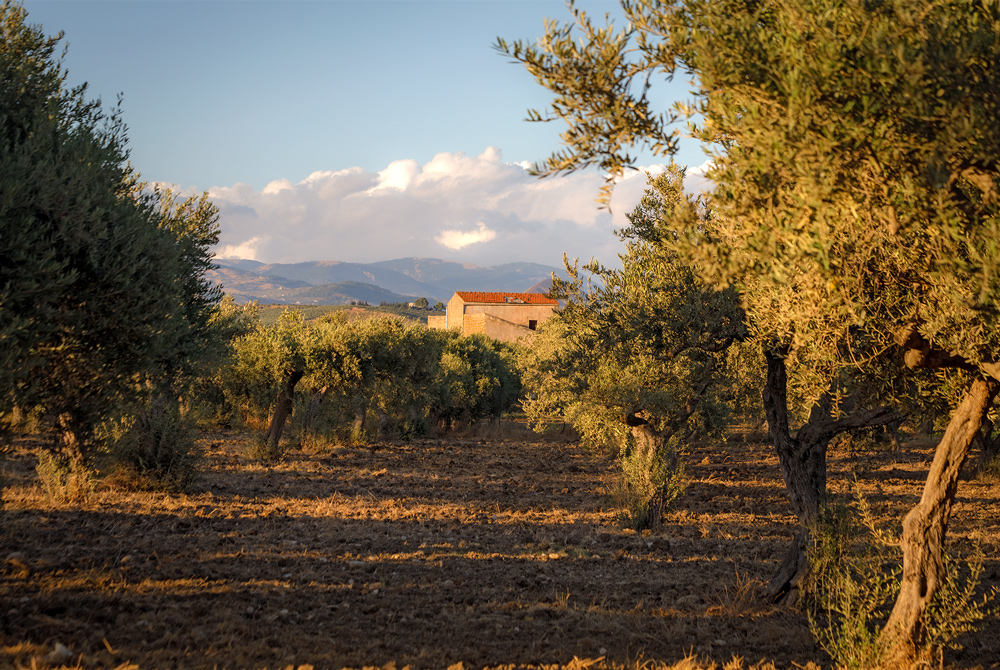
[762,350,899,605]
[628,421,674,529]
[879,376,998,665]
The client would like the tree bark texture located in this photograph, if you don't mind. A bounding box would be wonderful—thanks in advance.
[761,350,900,604]
[762,351,825,604]
[879,376,998,666]
[263,369,304,455]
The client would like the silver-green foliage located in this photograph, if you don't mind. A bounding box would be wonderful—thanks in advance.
[806,492,901,669]
[433,333,522,429]
[99,398,201,492]
[521,167,751,526]
[807,486,994,669]
[219,311,523,452]
[612,433,686,531]
[522,166,749,446]
[503,0,1000,652]
[0,2,222,468]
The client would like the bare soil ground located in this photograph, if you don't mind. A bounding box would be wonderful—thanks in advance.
[1,429,999,669]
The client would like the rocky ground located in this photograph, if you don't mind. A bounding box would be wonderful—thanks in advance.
[2,427,998,669]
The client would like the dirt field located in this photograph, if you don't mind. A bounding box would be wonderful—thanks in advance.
[2,428,999,669]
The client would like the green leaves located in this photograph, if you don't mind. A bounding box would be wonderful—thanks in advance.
[0,2,223,463]
[522,168,751,451]
[496,2,683,207]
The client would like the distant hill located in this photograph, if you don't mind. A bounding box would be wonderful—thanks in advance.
[209,257,564,305]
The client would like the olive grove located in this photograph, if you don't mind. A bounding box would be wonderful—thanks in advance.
[500,0,1000,663]
[215,311,523,459]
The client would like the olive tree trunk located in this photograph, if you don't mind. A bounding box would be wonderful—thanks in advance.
[879,376,998,666]
[262,369,304,455]
[628,421,676,529]
[761,350,899,604]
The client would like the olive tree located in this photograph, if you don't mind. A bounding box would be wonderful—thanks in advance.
[1,2,222,473]
[501,0,1000,661]
[432,332,522,430]
[522,166,749,528]
[227,312,449,456]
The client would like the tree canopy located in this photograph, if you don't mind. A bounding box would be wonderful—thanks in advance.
[501,0,1000,662]
[521,166,752,527]
[0,1,221,467]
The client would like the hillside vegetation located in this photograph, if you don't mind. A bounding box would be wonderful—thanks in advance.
[255,303,441,327]
[209,257,563,306]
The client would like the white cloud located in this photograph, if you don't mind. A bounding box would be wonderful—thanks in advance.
[435,222,497,250]
[262,179,293,195]
[370,159,418,193]
[195,148,710,268]
[217,235,267,261]
[684,158,716,195]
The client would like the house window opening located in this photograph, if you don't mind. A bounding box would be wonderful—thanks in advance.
[528,320,538,331]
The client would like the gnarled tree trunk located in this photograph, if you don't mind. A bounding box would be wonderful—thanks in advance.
[879,376,998,666]
[262,369,304,456]
[628,420,675,529]
[761,350,900,604]
[762,350,826,604]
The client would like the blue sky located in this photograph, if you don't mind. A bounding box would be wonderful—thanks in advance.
[22,0,709,267]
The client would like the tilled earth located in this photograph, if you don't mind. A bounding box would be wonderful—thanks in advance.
[1,429,999,669]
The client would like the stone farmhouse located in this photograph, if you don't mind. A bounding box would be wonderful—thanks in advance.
[427,291,559,342]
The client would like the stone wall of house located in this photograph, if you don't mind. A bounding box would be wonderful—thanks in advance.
[446,293,466,330]
[460,303,556,329]
[481,314,536,342]
[438,293,557,340]
[462,313,487,337]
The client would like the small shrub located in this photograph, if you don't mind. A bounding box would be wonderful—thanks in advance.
[805,483,994,669]
[612,436,685,531]
[101,399,201,491]
[805,493,899,670]
[244,434,285,462]
[36,450,93,504]
[923,541,997,657]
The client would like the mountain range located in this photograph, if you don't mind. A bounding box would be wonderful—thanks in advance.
[208,257,565,305]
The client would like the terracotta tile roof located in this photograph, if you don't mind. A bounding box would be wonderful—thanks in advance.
[454,291,558,305]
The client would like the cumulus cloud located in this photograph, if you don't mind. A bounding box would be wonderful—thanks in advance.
[196,147,710,268]
[435,222,497,250]
[217,235,267,261]
[370,159,418,192]
[685,159,716,195]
